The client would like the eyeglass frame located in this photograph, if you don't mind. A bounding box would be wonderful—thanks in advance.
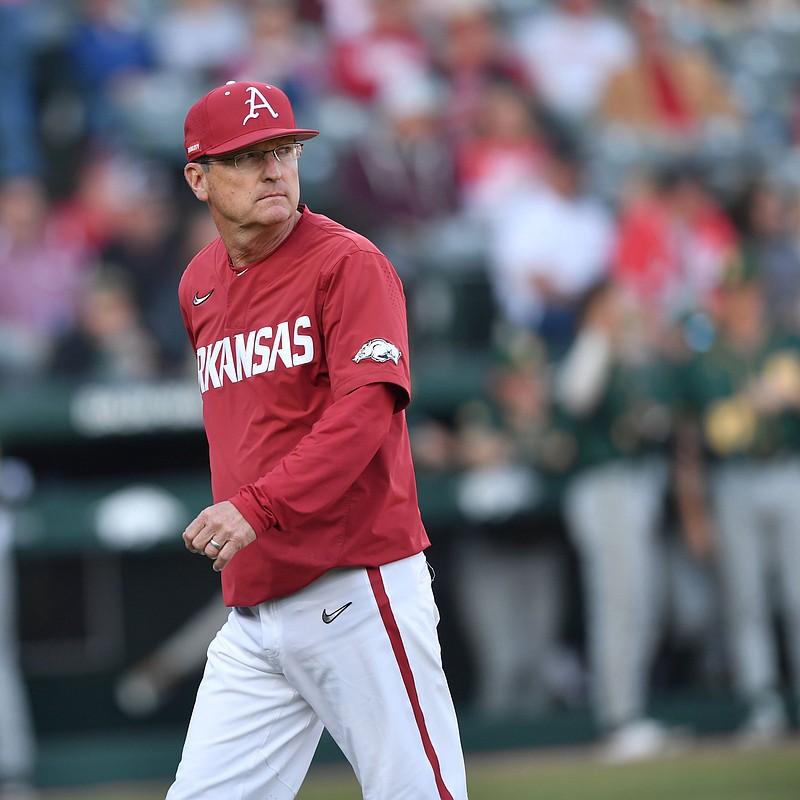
[198,141,304,169]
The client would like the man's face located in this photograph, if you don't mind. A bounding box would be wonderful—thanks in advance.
[184,137,301,235]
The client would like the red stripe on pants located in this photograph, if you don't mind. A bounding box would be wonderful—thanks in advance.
[367,566,455,800]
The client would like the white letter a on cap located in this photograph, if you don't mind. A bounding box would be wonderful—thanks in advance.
[243,86,279,125]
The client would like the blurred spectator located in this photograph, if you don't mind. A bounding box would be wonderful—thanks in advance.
[0,457,38,800]
[105,1,248,156]
[453,76,550,219]
[97,160,185,367]
[485,135,616,358]
[451,339,575,717]
[66,0,156,143]
[50,150,149,253]
[612,161,739,332]
[0,177,97,378]
[729,177,800,335]
[676,254,800,745]
[149,0,248,85]
[0,0,41,179]
[432,5,532,141]
[335,72,458,277]
[598,0,742,153]
[327,0,433,104]
[511,0,635,124]
[554,278,681,762]
[48,266,160,383]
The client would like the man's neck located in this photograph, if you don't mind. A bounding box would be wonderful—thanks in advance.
[225,209,302,269]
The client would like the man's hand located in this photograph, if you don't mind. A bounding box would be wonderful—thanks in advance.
[183,501,257,572]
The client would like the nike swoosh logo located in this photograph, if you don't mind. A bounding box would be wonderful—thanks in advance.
[322,602,352,624]
[193,290,214,306]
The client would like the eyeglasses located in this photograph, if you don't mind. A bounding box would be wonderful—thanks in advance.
[200,142,303,170]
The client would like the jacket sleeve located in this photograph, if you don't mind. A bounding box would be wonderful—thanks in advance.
[229,381,398,536]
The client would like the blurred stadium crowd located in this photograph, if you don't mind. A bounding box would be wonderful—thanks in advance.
[2,0,800,780]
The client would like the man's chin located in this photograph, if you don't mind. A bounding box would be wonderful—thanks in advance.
[256,202,293,224]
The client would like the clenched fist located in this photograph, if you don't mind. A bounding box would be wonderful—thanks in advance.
[183,500,257,572]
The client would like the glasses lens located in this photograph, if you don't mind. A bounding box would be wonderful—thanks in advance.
[233,144,302,169]
[276,143,302,163]
[233,151,266,169]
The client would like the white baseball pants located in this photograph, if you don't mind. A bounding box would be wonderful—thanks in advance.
[563,457,667,729]
[709,458,800,703]
[165,552,468,799]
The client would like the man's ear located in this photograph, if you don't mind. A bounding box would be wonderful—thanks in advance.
[184,163,209,202]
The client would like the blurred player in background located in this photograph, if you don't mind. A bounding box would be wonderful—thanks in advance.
[555,278,682,761]
[676,254,800,745]
[166,80,468,800]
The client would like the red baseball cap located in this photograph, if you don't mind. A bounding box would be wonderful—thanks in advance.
[184,81,319,162]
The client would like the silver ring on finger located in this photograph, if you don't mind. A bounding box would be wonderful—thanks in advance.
[209,538,223,550]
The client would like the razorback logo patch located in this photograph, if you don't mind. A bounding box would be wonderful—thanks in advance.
[353,338,401,365]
